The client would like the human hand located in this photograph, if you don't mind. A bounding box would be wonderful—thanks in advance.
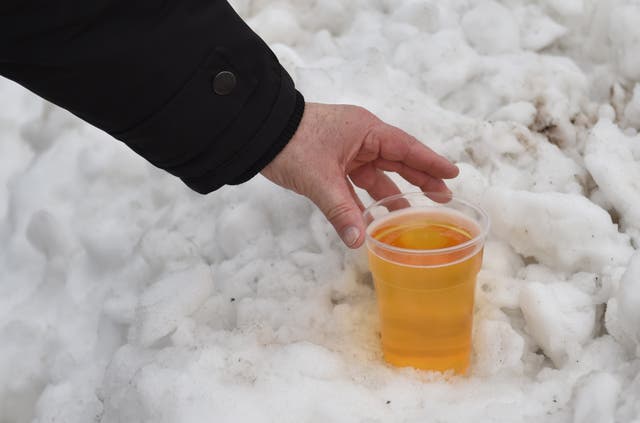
[260,103,459,248]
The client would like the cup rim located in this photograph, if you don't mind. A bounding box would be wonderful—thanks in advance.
[363,191,490,255]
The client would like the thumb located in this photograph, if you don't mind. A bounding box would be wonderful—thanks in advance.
[310,177,366,248]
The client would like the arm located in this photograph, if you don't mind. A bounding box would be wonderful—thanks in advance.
[0,0,304,193]
[0,0,458,248]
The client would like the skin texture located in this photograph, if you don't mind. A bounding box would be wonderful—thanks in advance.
[261,103,459,249]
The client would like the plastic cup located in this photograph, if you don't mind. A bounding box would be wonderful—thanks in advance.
[363,192,489,374]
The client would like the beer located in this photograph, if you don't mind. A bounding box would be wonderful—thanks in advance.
[366,207,484,374]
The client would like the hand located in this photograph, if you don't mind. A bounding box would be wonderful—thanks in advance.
[260,103,459,248]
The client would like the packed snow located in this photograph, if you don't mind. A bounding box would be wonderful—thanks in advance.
[1,0,640,422]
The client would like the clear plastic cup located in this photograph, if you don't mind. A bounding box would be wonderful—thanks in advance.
[363,192,489,374]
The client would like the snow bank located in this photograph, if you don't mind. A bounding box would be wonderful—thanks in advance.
[520,281,595,366]
[585,118,640,240]
[572,372,620,423]
[484,188,632,272]
[2,0,640,422]
[606,252,640,354]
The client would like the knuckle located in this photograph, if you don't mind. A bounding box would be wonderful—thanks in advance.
[349,105,372,119]
[324,202,354,224]
[362,125,383,156]
[350,106,382,132]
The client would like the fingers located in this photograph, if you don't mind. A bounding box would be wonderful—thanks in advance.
[374,159,451,203]
[309,172,366,249]
[349,164,401,201]
[346,177,366,211]
[372,124,459,179]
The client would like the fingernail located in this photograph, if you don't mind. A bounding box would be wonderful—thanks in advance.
[342,226,360,247]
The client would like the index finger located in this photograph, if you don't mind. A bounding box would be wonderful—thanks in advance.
[373,124,459,179]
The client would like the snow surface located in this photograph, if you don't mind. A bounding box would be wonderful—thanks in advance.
[2,0,640,422]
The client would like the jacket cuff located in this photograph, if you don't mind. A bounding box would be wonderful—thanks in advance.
[228,90,304,186]
[178,70,304,194]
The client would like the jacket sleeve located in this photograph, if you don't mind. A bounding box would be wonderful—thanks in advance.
[0,0,304,193]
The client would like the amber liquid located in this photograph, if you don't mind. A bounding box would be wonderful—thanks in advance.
[367,209,483,374]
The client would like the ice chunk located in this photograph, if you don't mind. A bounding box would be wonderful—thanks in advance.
[543,0,583,17]
[515,5,567,51]
[448,162,488,207]
[77,215,143,268]
[520,282,595,366]
[473,319,525,376]
[26,210,75,259]
[585,118,640,232]
[489,101,537,126]
[605,251,640,353]
[0,322,48,422]
[572,372,620,423]
[272,342,345,379]
[624,84,640,129]
[247,6,302,45]
[216,202,271,258]
[129,264,213,346]
[32,382,103,423]
[300,0,354,35]
[481,241,523,277]
[139,228,201,272]
[391,0,441,32]
[616,370,640,422]
[485,188,633,272]
[609,5,640,81]
[462,2,520,54]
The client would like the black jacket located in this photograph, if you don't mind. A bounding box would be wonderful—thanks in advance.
[0,0,304,193]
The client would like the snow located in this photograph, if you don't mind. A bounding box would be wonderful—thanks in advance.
[484,188,633,272]
[606,252,640,355]
[608,5,640,82]
[520,281,595,367]
[461,2,521,54]
[1,0,640,422]
[585,118,640,241]
[573,371,620,423]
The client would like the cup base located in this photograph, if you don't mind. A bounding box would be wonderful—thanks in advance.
[383,349,470,375]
